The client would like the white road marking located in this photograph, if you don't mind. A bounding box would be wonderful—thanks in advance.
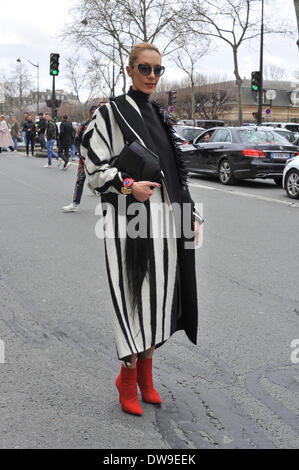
[188,182,299,207]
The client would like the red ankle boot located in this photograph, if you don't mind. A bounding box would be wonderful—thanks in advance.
[115,364,143,416]
[137,358,162,404]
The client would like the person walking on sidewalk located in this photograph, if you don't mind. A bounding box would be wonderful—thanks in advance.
[0,115,14,153]
[81,42,202,416]
[71,123,77,161]
[58,115,74,170]
[23,115,36,156]
[37,113,47,150]
[21,112,29,146]
[44,112,59,168]
[10,116,19,151]
[62,105,98,212]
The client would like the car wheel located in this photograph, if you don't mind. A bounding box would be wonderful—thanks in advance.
[218,159,236,185]
[273,177,283,186]
[285,169,299,199]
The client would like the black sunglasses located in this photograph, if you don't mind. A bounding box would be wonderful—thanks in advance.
[136,63,165,77]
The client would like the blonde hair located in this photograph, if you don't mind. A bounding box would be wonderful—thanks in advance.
[128,43,161,68]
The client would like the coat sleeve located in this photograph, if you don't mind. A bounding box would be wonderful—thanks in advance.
[81,104,132,194]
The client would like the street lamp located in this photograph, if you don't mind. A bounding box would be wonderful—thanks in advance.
[16,57,40,114]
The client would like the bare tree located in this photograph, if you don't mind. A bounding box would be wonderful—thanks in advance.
[61,0,192,92]
[64,56,106,102]
[293,69,299,80]
[65,56,90,102]
[195,80,234,119]
[174,38,210,124]
[263,65,288,81]
[183,0,293,125]
[154,74,234,120]
[2,63,32,117]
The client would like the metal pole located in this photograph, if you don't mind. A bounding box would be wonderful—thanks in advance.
[37,61,40,115]
[257,0,264,125]
[51,75,56,120]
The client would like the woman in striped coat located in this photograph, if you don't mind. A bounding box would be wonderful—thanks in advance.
[81,43,202,416]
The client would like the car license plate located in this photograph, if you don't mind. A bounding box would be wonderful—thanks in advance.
[270,153,290,159]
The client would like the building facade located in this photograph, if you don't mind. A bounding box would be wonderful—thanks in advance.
[206,80,299,124]
[22,89,80,110]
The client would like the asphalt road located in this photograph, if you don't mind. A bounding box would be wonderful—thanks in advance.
[0,151,299,449]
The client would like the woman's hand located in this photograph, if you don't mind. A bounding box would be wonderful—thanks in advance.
[194,220,201,247]
[131,181,161,202]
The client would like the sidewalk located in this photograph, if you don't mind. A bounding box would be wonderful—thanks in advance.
[16,143,52,158]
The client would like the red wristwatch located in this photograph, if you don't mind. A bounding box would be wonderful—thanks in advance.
[121,178,135,195]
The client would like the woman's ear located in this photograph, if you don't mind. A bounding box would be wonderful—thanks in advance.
[126,65,132,77]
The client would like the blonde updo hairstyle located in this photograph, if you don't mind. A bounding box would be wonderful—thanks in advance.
[128,42,161,69]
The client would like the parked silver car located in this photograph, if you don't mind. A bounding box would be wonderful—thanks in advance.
[282,155,299,199]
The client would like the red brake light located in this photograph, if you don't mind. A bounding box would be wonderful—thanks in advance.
[242,149,265,158]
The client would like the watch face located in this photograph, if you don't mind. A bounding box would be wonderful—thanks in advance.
[123,178,134,187]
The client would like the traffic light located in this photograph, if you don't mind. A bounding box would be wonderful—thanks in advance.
[50,53,60,76]
[168,90,176,106]
[252,112,257,119]
[251,71,260,92]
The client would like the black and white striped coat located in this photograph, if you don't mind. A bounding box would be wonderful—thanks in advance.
[81,94,198,362]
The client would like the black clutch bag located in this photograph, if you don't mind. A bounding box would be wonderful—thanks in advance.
[113,139,161,182]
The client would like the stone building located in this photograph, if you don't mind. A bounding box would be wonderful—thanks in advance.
[222,80,299,124]
[22,89,80,111]
[160,80,299,125]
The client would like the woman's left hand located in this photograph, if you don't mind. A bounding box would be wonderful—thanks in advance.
[194,220,200,247]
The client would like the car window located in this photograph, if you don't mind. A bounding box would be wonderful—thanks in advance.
[182,128,204,140]
[210,129,231,143]
[196,130,216,144]
[238,129,290,145]
[285,124,299,133]
[274,130,295,143]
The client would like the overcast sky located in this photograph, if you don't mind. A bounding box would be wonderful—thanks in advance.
[0,0,298,101]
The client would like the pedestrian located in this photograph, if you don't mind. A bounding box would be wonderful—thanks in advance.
[21,112,29,146]
[44,112,60,167]
[58,115,74,170]
[71,123,77,161]
[37,112,47,150]
[0,115,14,153]
[81,42,203,416]
[10,116,19,151]
[62,106,98,212]
[23,114,36,156]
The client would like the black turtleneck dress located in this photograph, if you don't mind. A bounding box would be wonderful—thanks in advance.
[82,87,198,363]
[127,88,182,205]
